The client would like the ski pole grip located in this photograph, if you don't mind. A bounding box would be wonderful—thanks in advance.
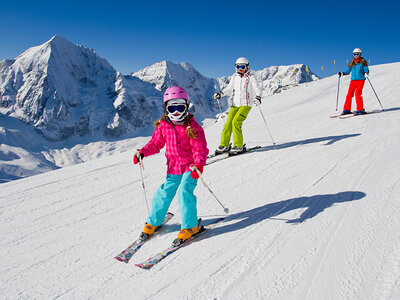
[139,155,144,171]
[190,165,203,178]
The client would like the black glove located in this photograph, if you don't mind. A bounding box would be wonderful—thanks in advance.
[254,96,262,106]
[214,92,222,100]
[338,72,344,77]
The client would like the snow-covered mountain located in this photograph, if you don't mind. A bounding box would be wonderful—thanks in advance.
[0,35,161,141]
[255,64,318,95]
[0,36,318,183]
[1,62,399,299]
[134,61,318,119]
[218,64,319,99]
[132,61,219,120]
[0,36,318,144]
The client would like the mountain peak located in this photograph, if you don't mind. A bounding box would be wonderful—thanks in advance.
[45,35,79,53]
[49,35,68,43]
[132,60,206,91]
[0,35,119,141]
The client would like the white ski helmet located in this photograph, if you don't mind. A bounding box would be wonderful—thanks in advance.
[353,48,362,54]
[235,57,249,66]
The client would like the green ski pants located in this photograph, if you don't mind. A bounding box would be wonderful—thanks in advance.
[220,106,252,148]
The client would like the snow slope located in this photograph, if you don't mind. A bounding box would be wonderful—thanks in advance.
[1,62,400,299]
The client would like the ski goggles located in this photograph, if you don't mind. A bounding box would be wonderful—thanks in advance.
[353,53,361,57]
[166,104,187,113]
[236,64,246,70]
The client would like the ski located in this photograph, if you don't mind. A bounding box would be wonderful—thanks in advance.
[330,112,355,118]
[228,145,262,157]
[114,212,174,263]
[207,143,232,160]
[339,110,382,119]
[206,145,261,166]
[206,152,228,163]
[338,113,356,119]
[330,113,347,118]
[207,152,225,160]
[135,217,225,269]
[330,110,383,119]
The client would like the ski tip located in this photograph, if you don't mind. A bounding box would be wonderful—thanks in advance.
[134,263,150,269]
[114,256,128,263]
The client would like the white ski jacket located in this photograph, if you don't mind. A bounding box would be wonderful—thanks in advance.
[222,71,262,107]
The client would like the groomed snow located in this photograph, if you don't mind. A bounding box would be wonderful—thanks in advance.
[1,62,400,299]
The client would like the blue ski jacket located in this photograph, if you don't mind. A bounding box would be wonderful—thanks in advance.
[344,63,369,80]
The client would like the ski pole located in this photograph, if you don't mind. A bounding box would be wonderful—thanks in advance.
[191,166,229,214]
[366,74,384,110]
[336,75,340,111]
[138,155,150,214]
[215,97,226,124]
[258,106,276,145]
[216,98,223,115]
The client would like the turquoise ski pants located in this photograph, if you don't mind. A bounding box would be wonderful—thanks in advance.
[147,171,198,229]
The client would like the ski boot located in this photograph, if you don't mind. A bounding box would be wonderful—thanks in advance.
[228,144,247,156]
[215,144,231,155]
[139,223,159,241]
[172,219,204,247]
[355,109,367,115]
[341,110,352,115]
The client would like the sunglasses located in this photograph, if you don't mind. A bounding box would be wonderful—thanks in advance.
[236,64,246,69]
[353,53,361,56]
[166,104,187,113]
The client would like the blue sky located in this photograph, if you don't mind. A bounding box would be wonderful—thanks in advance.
[1,0,399,78]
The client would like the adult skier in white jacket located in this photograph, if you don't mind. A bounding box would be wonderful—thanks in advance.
[214,57,262,155]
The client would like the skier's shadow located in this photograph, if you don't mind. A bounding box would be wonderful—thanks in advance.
[373,107,400,113]
[251,133,361,153]
[206,191,366,237]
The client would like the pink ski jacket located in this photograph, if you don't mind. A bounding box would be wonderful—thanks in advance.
[140,115,209,175]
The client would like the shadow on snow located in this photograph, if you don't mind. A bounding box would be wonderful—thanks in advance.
[207,191,366,237]
[206,134,363,167]
[374,106,400,113]
[252,133,361,153]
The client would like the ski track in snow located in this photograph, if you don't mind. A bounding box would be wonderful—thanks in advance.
[129,135,367,299]
[1,63,400,299]
[191,152,352,299]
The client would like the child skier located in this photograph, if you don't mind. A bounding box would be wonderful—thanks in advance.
[214,57,262,155]
[338,48,370,115]
[133,86,209,246]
